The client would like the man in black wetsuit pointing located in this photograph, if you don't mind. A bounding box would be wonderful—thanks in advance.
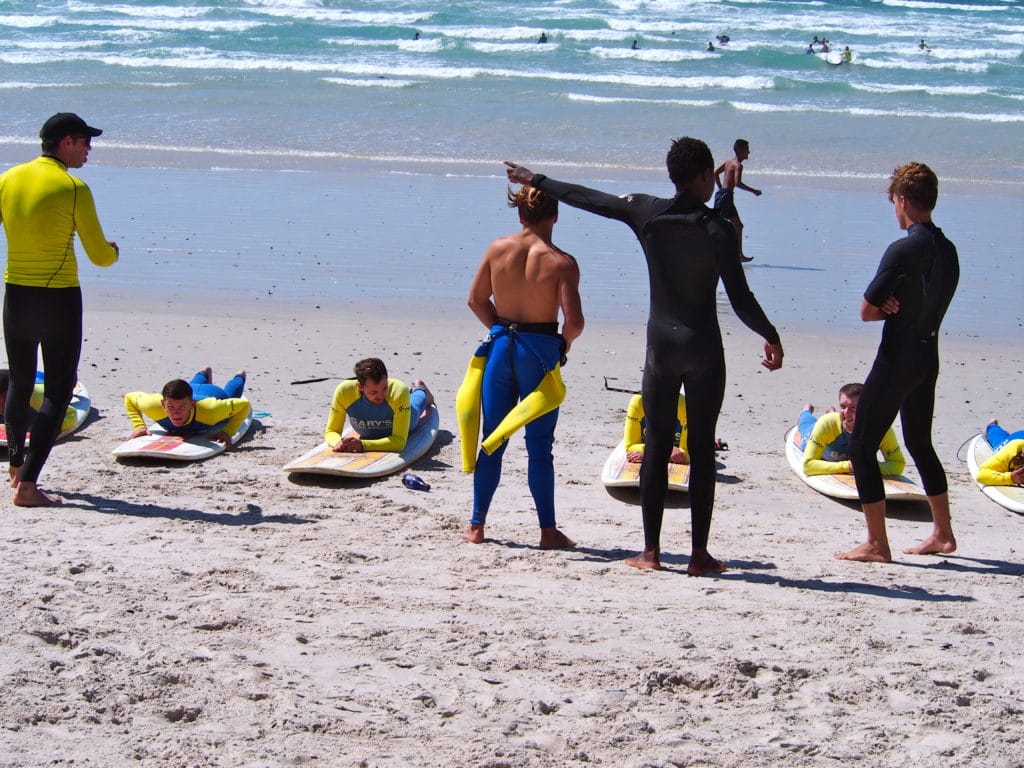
[506,137,783,575]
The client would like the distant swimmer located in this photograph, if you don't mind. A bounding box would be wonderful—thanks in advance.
[706,41,715,52]
[631,38,639,50]
[805,44,815,54]
[412,31,420,40]
[537,32,547,44]
[716,34,730,45]
[841,46,853,63]
[918,39,931,51]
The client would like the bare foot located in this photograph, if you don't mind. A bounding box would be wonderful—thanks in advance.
[235,368,246,380]
[903,534,956,556]
[202,365,213,382]
[459,524,485,544]
[411,379,435,408]
[539,527,575,549]
[625,548,661,570]
[804,403,814,413]
[8,465,20,489]
[13,481,61,507]
[687,549,728,576]
[834,542,892,562]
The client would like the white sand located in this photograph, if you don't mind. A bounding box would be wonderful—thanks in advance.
[1,300,1022,767]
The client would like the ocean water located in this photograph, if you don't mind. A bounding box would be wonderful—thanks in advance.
[1,0,1022,335]
[1,0,1022,182]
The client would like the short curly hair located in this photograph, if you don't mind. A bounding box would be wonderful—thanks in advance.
[666,137,714,188]
[887,162,938,211]
[354,357,388,384]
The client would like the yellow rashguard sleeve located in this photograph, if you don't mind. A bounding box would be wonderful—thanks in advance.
[624,394,644,453]
[194,398,251,436]
[676,394,688,457]
[123,392,166,431]
[976,440,1024,486]
[878,428,906,476]
[324,380,357,448]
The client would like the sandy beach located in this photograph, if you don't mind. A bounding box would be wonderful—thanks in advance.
[1,283,1022,767]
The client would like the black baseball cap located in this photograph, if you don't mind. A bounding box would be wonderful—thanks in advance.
[39,113,103,142]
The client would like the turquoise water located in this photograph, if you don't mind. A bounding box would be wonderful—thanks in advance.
[1,0,1022,182]
[1,1,1021,334]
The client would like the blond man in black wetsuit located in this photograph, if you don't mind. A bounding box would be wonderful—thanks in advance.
[506,138,783,575]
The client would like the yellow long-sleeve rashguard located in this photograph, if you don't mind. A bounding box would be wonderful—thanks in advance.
[975,439,1024,486]
[1,156,118,287]
[123,392,250,437]
[324,378,412,452]
[803,412,905,477]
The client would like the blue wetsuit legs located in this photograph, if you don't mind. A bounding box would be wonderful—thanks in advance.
[797,408,817,449]
[986,423,1024,450]
[409,386,428,433]
[190,369,245,400]
[472,331,560,529]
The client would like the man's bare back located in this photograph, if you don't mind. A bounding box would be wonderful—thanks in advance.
[468,228,583,350]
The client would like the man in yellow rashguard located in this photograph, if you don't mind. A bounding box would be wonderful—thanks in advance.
[324,357,433,453]
[797,382,905,477]
[974,420,1024,487]
[124,368,251,448]
[1,112,119,506]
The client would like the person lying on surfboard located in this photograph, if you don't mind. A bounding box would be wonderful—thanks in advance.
[124,366,251,447]
[624,393,689,465]
[324,357,433,454]
[0,369,79,437]
[975,419,1024,486]
[797,382,905,477]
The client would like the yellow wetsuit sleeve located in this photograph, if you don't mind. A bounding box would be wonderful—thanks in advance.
[194,397,251,436]
[361,379,411,453]
[624,394,644,453]
[803,412,849,476]
[123,392,166,431]
[324,380,358,448]
[676,394,688,457]
[976,439,1024,486]
[1,157,117,287]
[878,428,906,476]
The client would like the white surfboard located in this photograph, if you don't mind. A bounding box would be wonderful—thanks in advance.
[284,404,439,478]
[785,425,927,502]
[601,439,690,492]
[112,400,253,461]
[966,433,1024,515]
[0,374,91,447]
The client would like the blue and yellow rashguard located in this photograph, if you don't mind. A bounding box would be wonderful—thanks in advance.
[124,392,250,437]
[975,439,1024,487]
[324,378,414,452]
[801,410,905,477]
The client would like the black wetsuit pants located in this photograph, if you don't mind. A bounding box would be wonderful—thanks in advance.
[639,346,726,552]
[3,284,82,483]
[849,344,947,504]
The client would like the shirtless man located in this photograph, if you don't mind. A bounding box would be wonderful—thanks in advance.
[713,138,761,262]
[460,186,584,549]
[837,162,959,563]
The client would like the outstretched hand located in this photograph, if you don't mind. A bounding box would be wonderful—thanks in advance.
[762,341,784,371]
[504,161,534,186]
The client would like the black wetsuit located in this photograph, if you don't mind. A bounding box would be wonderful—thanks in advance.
[850,221,959,504]
[532,175,780,552]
